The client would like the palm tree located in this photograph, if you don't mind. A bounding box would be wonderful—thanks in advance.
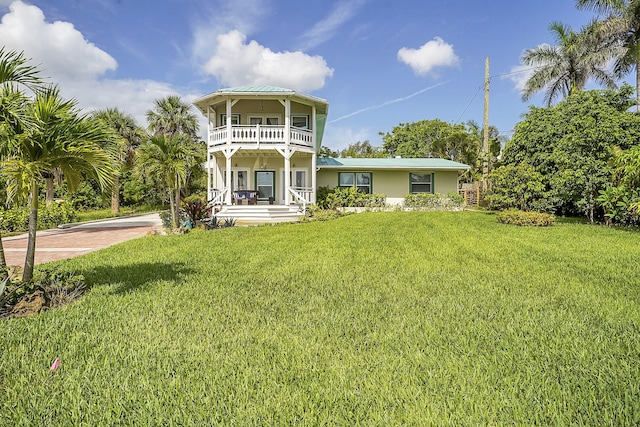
[521,20,619,106]
[146,95,202,219]
[136,134,200,229]
[576,0,640,110]
[2,86,115,281]
[93,108,145,213]
[146,95,200,142]
[0,48,45,271]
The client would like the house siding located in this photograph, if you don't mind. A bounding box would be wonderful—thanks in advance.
[317,169,460,205]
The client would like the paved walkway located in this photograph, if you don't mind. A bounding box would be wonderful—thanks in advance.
[1,213,162,268]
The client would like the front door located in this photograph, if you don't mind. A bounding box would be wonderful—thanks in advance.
[256,171,275,200]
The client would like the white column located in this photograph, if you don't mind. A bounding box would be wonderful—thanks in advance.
[225,99,233,205]
[225,153,232,205]
[284,99,291,204]
[311,152,317,204]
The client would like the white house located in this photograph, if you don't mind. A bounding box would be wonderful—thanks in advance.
[192,86,470,222]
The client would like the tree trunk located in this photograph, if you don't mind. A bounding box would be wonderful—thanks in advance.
[111,175,120,214]
[168,190,177,229]
[0,229,6,270]
[45,176,54,207]
[175,187,181,226]
[23,180,39,282]
[636,63,640,113]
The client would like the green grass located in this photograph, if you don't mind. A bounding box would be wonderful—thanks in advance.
[1,212,639,425]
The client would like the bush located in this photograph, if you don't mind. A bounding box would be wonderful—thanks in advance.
[303,205,347,222]
[484,164,554,212]
[0,202,77,233]
[496,209,555,226]
[323,186,386,209]
[403,192,465,211]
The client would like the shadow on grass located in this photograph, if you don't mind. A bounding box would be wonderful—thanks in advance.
[82,261,194,295]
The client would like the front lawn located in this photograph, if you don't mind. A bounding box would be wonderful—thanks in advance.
[1,212,638,425]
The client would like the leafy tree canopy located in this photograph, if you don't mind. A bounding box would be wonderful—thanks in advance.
[501,84,640,219]
[339,140,385,158]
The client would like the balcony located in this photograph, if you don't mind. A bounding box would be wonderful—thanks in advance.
[209,125,314,149]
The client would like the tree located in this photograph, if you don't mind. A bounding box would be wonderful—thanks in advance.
[93,108,144,213]
[318,146,339,157]
[484,164,553,212]
[146,95,200,142]
[576,0,640,109]
[521,20,619,106]
[2,87,115,281]
[380,119,481,180]
[136,134,200,229]
[339,140,385,158]
[146,95,203,218]
[502,85,640,221]
[0,48,45,271]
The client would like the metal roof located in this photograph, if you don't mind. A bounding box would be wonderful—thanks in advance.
[317,157,471,171]
[218,85,295,93]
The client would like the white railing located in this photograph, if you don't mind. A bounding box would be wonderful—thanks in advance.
[288,186,313,214]
[209,125,313,148]
[208,187,228,206]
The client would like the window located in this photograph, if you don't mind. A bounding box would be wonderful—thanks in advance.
[339,172,372,194]
[220,114,240,125]
[249,116,279,125]
[291,115,309,129]
[410,173,433,194]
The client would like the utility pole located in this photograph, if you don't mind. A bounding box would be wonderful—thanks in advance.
[482,56,490,190]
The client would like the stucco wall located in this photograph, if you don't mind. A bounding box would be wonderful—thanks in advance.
[317,169,460,205]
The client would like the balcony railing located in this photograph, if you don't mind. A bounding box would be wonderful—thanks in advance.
[209,125,313,148]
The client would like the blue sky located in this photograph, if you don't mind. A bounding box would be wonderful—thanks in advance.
[0,0,611,150]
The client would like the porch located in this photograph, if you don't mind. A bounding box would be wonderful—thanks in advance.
[209,124,314,148]
[211,204,305,225]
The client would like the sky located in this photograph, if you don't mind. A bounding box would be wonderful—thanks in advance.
[0,0,615,150]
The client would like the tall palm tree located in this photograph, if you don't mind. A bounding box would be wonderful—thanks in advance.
[576,0,640,110]
[93,108,145,213]
[136,134,200,229]
[0,48,45,271]
[146,95,202,218]
[521,20,619,106]
[146,95,200,142]
[2,86,115,281]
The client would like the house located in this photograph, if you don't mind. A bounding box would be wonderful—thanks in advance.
[192,86,470,222]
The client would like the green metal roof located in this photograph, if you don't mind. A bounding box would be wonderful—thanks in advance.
[317,157,470,170]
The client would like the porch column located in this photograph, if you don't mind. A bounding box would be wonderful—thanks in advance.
[225,155,232,205]
[284,99,291,204]
[225,99,233,205]
[311,152,317,204]
[284,149,291,204]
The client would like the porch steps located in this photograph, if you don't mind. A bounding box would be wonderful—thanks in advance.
[214,205,304,225]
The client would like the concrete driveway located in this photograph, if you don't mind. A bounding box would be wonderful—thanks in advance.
[1,213,162,268]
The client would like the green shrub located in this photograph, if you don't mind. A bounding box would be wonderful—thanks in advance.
[303,204,347,222]
[496,209,555,226]
[323,186,386,209]
[0,202,77,232]
[403,192,465,211]
[485,164,554,212]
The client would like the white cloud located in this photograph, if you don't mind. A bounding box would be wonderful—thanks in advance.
[297,0,368,51]
[0,0,15,8]
[0,1,116,81]
[202,30,334,92]
[397,37,459,76]
[504,64,535,94]
[0,1,200,132]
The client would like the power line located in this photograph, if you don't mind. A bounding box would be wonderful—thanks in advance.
[456,85,482,123]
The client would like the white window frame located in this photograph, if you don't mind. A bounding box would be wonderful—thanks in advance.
[291,115,309,129]
[220,114,240,126]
